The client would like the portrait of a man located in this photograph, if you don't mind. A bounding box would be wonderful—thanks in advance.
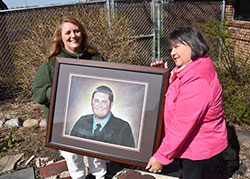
[69,85,135,148]
[47,60,168,165]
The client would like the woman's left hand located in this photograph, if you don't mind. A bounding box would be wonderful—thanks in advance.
[150,60,168,69]
[146,156,163,173]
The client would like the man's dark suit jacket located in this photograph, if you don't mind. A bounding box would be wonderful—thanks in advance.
[70,113,135,148]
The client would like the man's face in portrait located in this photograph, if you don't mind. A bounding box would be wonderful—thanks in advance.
[92,92,112,121]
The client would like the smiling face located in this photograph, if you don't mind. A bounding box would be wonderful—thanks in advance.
[91,92,112,122]
[170,42,192,68]
[61,22,83,54]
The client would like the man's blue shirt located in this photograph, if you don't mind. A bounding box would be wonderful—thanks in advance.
[92,113,111,135]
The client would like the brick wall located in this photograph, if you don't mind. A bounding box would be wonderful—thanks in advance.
[225,0,250,59]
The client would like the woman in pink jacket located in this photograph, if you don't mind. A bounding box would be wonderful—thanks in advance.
[146,27,228,179]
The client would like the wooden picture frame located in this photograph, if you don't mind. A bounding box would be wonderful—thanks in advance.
[46,57,169,167]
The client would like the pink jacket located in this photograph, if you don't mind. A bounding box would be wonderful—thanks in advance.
[154,56,228,165]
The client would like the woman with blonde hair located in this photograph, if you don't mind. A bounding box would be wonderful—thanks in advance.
[45,16,98,60]
[32,16,106,179]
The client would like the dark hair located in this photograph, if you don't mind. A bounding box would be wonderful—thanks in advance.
[91,85,114,103]
[169,26,209,60]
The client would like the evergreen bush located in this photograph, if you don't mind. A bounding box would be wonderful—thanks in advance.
[199,20,250,125]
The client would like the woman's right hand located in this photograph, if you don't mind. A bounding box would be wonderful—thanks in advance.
[150,60,168,68]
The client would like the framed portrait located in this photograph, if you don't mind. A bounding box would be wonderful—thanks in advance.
[46,57,169,167]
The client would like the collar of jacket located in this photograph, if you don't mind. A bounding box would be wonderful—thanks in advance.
[173,56,209,80]
[61,48,85,59]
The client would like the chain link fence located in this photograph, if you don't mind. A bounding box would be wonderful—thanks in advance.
[0,1,154,100]
[161,0,223,70]
[0,0,222,100]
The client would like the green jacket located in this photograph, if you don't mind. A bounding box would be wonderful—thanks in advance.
[31,48,104,122]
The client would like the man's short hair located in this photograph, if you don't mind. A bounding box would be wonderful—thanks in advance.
[91,85,114,103]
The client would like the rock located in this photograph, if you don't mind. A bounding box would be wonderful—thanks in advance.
[235,164,247,176]
[39,160,68,178]
[23,119,39,128]
[4,117,21,128]
[0,153,24,174]
[0,167,35,179]
[39,119,47,127]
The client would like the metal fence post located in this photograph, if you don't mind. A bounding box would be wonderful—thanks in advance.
[152,0,156,62]
[106,0,115,28]
[106,0,111,27]
[218,0,225,60]
[157,0,162,62]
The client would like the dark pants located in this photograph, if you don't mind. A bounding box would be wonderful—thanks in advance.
[179,152,229,179]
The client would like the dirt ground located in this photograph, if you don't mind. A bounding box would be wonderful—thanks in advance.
[0,98,62,178]
[0,97,250,178]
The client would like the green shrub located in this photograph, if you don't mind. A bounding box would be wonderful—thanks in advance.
[199,20,250,125]
[0,128,16,152]
[216,57,250,124]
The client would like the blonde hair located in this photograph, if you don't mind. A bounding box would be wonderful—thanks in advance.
[45,16,98,60]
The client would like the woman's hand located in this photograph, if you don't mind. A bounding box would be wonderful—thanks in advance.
[150,60,168,69]
[146,156,163,173]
